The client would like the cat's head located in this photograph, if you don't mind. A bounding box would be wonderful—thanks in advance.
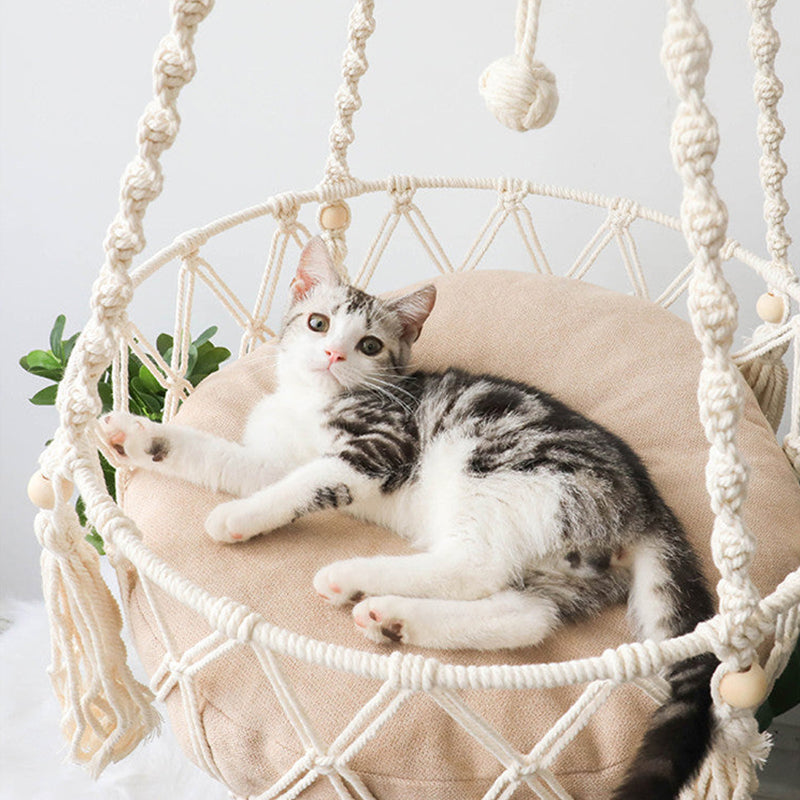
[276,237,436,395]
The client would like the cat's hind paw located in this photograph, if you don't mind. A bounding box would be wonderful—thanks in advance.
[313,562,368,607]
[352,597,407,646]
[98,412,170,467]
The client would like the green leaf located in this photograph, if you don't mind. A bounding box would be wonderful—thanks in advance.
[99,452,116,500]
[75,493,105,555]
[192,326,218,348]
[195,340,228,361]
[139,363,165,394]
[62,332,79,364]
[84,528,105,556]
[50,315,66,362]
[25,350,61,372]
[97,381,114,414]
[192,345,231,379]
[21,348,63,380]
[211,345,231,365]
[19,350,64,382]
[29,385,59,405]
[126,396,144,418]
[127,351,143,376]
[186,343,198,376]
[75,495,88,527]
[130,378,163,416]
[156,333,173,357]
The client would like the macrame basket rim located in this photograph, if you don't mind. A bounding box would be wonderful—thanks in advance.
[129,176,795,297]
[73,175,800,694]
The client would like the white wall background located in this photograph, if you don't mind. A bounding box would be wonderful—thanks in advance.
[1,0,797,604]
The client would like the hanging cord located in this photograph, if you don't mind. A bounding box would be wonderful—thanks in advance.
[479,0,558,131]
[748,0,792,273]
[737,0,794,435]
[321,0,376,187]
[317,0,377,276]
[662,0,769,793]
[30,0,216,775]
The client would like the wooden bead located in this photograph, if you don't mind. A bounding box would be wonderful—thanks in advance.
[27,471,74,510]
[756,292,784,324]
[319,203,350,231]
[719,662,768,709]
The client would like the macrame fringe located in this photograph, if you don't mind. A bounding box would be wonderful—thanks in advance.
[682,716,771,800]
[35,497,160,777]
[737,324,789,432]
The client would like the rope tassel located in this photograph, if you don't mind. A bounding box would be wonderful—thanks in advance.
[737,326,789,433]
[35,497,159,777]
[684,714,771,799]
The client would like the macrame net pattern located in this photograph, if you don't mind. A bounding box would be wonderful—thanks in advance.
[32,0,800,797]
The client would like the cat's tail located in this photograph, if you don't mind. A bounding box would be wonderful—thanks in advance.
[613,529,718,800]
[612,651,717,800]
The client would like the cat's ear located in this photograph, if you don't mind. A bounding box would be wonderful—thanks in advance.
[388,285,436,344]
[291,237,341,302]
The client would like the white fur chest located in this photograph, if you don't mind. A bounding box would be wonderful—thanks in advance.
[242,391,332,469]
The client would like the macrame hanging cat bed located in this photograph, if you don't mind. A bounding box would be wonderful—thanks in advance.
[29,0,800,798]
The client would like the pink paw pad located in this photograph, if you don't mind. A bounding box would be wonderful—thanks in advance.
[369,609,382,622]
[108,430,127,456]
[230,533,243,541]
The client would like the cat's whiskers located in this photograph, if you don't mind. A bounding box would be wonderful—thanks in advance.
[362,382,413,415]
[368,369,420,402]
[359,376,416,415]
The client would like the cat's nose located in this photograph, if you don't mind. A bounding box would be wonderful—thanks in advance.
[325,348,346,366]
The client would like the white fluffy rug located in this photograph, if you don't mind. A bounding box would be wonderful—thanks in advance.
[0,599,229,800]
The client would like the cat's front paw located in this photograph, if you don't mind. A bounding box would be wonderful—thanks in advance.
[352,597,407,646]
[313,561,368,607]
[205,499,263,544]
[98,412,170,468]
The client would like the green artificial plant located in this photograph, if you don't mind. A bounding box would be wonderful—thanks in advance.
[22,315,231,554]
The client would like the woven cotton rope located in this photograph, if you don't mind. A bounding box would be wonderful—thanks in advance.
[30,0,800,798]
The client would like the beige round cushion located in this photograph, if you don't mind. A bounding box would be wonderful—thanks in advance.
[122,271,800,800]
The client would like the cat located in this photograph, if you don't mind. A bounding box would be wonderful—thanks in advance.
[99,236,717,800]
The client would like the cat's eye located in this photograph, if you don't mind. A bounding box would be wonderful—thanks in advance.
[358,336,383,356]
[307,313,330,333]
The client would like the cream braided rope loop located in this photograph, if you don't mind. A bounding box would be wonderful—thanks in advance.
[31,0,800,797]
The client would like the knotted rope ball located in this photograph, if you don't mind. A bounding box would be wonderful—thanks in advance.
[480,55,558,131]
